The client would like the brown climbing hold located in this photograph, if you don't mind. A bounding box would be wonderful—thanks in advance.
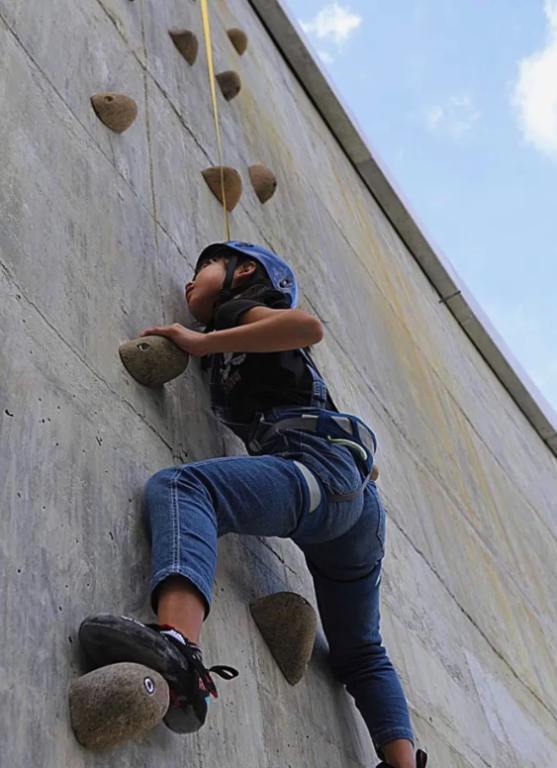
[69,662,169,750]
[227,28,248,56]
[91,93,138,133]
[248,165,277,204]
[119,336,189,387]
[216,70,242,102]
[250,592,316,685]
[202,167,243,212]
[168,29,199,66]
[371,464,379,482]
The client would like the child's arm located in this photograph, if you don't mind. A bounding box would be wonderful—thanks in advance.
[142,307,323,357]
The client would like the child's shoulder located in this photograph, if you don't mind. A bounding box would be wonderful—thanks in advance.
[232,286,289,308]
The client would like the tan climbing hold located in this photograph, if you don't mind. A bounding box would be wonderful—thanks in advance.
[169,29,199,65]
[202,167,243,212]
[250,592,316,685]
[248,165,277,204]
[91,93,138,133]
[69,662,169,750]
[371,464,379,482]
[119,336,189,387]
[216,70,242,102]
[227,28,248,56]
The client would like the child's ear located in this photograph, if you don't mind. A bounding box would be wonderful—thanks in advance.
[235,260,257,282]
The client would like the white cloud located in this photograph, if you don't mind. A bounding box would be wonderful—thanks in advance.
[301,3,362,48]
[423,94,481,139]
[512,0,557,159]
[318,50,334,65]
[451,94,472,108]
[425,105,444,128]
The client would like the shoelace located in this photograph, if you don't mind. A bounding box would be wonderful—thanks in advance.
[154,624,238,699]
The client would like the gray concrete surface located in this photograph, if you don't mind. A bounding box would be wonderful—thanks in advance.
[1,1,556,766]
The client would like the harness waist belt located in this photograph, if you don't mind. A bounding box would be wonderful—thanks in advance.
[249,414,376,458]
[250,412,377,504]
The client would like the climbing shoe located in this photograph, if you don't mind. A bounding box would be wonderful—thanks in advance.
[377,748,427,768]
[78,614,238,734]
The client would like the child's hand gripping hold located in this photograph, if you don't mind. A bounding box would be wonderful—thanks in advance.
[141,324,210,358]
[142,307,323,358]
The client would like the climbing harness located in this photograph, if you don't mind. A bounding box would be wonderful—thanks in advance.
[249,411,376,461]
[299,348,329,409]
[249,409,377,503]
[200,0,230,239]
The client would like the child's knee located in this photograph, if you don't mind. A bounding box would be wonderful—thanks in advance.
[142,467,175,526]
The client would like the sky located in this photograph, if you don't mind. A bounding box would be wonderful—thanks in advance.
[286,0,557,415]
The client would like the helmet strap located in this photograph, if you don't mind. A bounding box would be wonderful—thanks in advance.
[218,255,243,305]
[222,255,238,293]
[200,254,240,371]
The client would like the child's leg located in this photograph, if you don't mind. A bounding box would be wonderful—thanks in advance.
[300,487,415,766]
[308,561,415,767]
[157,575,206,644]
[80,456,336,736]
[142,454,362,641]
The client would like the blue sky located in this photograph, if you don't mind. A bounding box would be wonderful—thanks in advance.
[286,0,557,414]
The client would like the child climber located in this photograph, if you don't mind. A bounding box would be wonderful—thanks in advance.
[79,242,426,768]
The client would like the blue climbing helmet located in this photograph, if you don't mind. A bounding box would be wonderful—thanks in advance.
[195,241,298,309]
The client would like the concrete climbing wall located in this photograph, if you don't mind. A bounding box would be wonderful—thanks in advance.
[1,0,557,766]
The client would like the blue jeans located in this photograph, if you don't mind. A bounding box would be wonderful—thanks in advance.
[143,418,414,754]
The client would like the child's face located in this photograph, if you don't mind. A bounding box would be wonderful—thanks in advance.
[185,259,227,325]
[186,258,258,325]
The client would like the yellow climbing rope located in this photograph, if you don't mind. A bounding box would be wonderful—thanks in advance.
[200,0,231,240]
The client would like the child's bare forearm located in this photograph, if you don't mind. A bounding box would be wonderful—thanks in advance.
[204,309,323,354]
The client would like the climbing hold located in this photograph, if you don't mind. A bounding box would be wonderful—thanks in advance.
[248,165,277,204]
[216,70,242,102]
[119,336,189,387]
[91,93,138,133]
[168,29,199,66]
[227,28,248,56]
[202,167,243,212]
[371,464,379,482]
[250,592,316,685]
[69,662,169,750]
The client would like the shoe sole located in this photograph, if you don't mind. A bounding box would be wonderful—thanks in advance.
[78,614,204,734]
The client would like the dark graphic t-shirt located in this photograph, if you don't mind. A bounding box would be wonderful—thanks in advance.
[206,296,333,438]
